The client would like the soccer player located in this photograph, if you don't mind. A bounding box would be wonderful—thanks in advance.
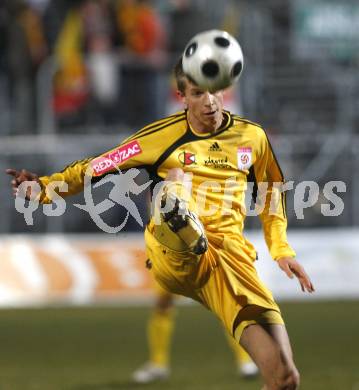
[7,58,314,390]
[132,279,258,384]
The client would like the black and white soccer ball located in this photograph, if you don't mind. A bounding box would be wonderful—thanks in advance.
[182,30,244,93]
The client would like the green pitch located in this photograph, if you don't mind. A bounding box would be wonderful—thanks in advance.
[0,301,357,390]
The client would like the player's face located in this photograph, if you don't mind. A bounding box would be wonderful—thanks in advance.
[180,79,224,133]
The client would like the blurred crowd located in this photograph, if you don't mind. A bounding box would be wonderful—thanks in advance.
[0,0,240,134]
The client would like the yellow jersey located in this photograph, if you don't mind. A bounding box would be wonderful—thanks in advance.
[39,110,295,260]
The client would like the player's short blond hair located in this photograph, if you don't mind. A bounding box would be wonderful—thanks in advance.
[174,57,197,95]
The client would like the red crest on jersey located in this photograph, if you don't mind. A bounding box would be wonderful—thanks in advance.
[237,147,252,170]
[178,151,196,166]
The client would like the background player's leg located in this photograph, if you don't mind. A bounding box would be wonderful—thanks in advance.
[239,323,300,390]
[132,292,174,383]
[148,292,175,368]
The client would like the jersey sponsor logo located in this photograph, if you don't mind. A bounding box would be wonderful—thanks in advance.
[91,140,142,175]
[204,155,231,169]
[208,142,222,152]
[178,151,196,166]
[237,147,252,170]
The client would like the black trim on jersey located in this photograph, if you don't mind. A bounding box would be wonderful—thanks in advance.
[262,133,285,182]
[91,171,116,184]
[72,116,186,178]
[233,115,287,218]
[90,110,233,198]
[151,112,234,174]
[139,111,185,133]
[232,115,262,129]
[133,116,186,142]
[148,172,164,197]
[248,165,287,219]
[247,166,258,203]
[60,157,92,173]
[124,113,186,144]
[261,132,287,218]
[234,114,285,183]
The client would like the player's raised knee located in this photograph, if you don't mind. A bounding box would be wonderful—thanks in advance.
[165,168,185,182]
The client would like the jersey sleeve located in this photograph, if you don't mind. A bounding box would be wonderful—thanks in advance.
[38,132,157,203]
[252,128,296,260]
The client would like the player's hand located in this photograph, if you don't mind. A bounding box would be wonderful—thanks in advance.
[277,257,315,293]
[6,168,40,199]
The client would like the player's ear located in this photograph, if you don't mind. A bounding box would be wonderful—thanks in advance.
[176,90,187,107]
[176,90,184,99]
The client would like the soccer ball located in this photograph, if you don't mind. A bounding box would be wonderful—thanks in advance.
[182,30,244,93]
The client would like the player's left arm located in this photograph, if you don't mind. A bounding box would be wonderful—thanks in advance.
[277,256,314,293]
[253,128,314,293]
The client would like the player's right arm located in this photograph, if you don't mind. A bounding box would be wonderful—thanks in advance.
[6,112,187,203]
[6,168,41,200]
[6,137,152,203]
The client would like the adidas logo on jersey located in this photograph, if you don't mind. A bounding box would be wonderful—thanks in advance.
[209,142,222,152]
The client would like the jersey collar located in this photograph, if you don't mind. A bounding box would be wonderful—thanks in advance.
[187,110,232,138]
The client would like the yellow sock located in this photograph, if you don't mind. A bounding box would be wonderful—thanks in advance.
[148,309,175,367]
[224,329,253,365]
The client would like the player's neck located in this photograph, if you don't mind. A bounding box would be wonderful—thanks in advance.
[187,111,224,135]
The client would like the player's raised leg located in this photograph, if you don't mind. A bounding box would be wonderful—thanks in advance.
[239,323,300,390]
[153,168,208,255]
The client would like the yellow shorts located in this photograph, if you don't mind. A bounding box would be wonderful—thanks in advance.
[151,272,176,299]
[145,220,284,341]
[233,305,284,342]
